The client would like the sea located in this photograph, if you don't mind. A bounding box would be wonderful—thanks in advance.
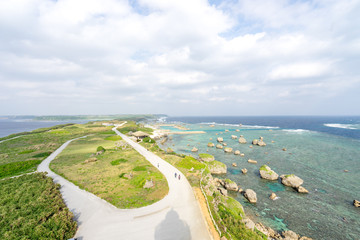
[159,116,360,240]
[1,116,359,239]
[0,118,90,138]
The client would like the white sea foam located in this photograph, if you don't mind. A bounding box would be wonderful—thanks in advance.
[324,123,360,130]
[282,129,311,133]
[200,122,279,129]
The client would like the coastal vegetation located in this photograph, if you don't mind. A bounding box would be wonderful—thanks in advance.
[139,134,268,239]
[0,122,111,179]
[0,173,76,239]
[0,159,41,178]
[50,132,168,208]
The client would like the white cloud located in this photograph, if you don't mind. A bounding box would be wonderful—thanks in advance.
[268,61,333,80]
[0,0,359,115]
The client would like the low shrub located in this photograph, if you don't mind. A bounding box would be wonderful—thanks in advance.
[0,173,77,239]
[32,151,52,158]
[19,149,36,155]
[111,158,128,165]
[133,166,147,171]
[0,160,42,178]
[96,146,106,152]
[143,137,155,143]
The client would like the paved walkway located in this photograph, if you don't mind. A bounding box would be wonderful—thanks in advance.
[37,125,211,240]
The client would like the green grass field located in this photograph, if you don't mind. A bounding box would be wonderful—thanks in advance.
[0,122,112,179]
[0,173,77,240]
[50,133,168,208]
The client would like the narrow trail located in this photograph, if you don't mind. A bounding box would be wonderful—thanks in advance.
[36,123,211,240]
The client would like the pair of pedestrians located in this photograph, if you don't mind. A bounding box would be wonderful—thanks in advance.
[174,172,181,180]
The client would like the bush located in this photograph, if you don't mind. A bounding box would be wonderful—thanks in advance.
[133,166,147,171]
[0,160,42,178]
[111,158,128,165]
[143,137,155,143]
[32,151,52,158]
[96,146,106,152]
[19,149,36,155]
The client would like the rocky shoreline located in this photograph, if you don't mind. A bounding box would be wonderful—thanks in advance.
[155,125,316,239]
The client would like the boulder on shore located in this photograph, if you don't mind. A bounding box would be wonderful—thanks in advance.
[236,129,240,132]
[232,162,237,167]
[223,179,238,191]
[241,168,248,174]
[217,137,224,142]
[244,189,257,203]
[242,218,255,230]
[280,174,304,188]
[208,160,227,174]
[218,187,228,196]
[224,147,233,153]
[248,159,257,164]
[191,147,198,152]
[252,139,259,145]
[234,150,241,155]
[297,186,309,194]
[259,165,279,180]
[199,153,215,162]
[282,230,299,240]
[354,199,360,207]
[207,142,215,147]
[231,135,237,139]
[238,135,247,144]
[216,144,223,149]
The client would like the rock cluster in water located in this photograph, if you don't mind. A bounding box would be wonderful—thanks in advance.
[259,165,279,180]
[244,189,257,203]
[238,135,247,144]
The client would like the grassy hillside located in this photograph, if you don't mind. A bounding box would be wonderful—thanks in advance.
[50,133,168,208]
[0,122,111,179]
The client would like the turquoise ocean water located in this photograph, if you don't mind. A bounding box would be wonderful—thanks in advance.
[159,117,360,240]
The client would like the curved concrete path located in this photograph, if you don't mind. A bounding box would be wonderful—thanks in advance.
[37,125,211,240]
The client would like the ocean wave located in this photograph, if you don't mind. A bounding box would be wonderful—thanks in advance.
[324,123,360,130]
[200,122,279,129]
[282,129,311,133]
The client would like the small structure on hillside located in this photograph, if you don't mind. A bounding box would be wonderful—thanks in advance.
[132,131,150,140]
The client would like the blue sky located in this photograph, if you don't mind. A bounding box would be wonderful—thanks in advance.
[0,0,359,116]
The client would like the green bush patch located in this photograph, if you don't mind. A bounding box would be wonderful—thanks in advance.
[176,156,205,170]
[32,151,52,158]
[19,149,36,155]
[133,165,147,171]
[105,135,122,141]
[0,160,42,178]
[96,146,106,152]
[111,158,128,165]
[143,137,155,143]
[0,173,77,239]
[119,173,126,179]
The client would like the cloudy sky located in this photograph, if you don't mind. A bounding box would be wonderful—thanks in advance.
[0,0,359,116]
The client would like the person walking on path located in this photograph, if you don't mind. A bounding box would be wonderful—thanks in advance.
[175,172,177,178]
[178,174,181,180]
